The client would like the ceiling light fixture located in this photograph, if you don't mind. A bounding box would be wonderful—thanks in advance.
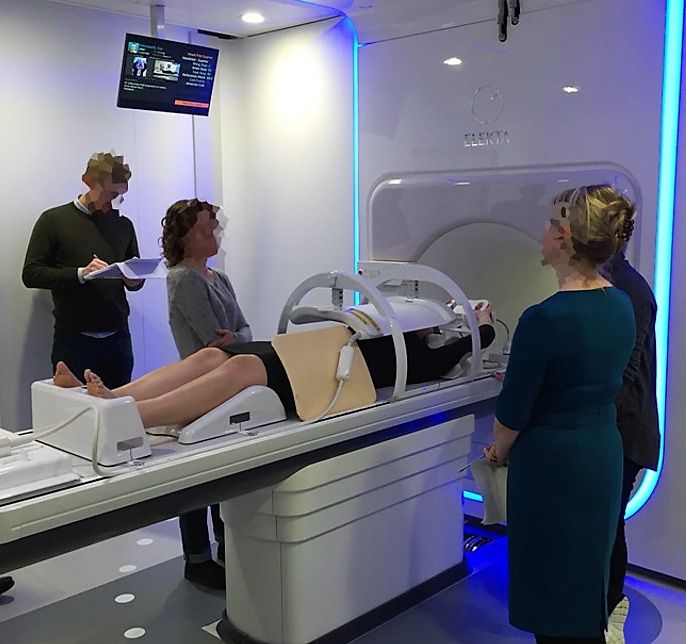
[241,12,265,24]
[443,57,463,66]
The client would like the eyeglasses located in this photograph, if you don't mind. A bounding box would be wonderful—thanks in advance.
[550,201,575,221]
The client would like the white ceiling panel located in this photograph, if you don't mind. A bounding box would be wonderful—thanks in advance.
[43,0,588,42]
[44,0,341,37]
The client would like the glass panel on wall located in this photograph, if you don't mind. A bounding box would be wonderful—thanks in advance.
[367,165,640,351]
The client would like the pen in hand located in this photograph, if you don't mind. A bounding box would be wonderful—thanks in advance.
[83,254,109,279]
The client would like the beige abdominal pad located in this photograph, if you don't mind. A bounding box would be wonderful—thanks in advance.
[271,326,377,421]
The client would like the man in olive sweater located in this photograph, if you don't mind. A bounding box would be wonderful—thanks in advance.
[22,152,144,388]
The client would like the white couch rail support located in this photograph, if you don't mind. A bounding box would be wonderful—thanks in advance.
[220,414,475,644]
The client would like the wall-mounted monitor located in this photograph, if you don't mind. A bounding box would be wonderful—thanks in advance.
[117,33,219,116]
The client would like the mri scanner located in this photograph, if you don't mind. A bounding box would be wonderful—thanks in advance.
[0,261,503,643]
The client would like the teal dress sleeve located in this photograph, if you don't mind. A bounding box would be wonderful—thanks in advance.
[495,305,550,432]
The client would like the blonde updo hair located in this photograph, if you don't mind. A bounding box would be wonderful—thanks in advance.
[552,184,636,266]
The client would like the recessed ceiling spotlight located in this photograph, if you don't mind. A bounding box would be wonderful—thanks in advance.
[242,12,265,24]
[562,86,580,94]
[388,179,403,185]
[443,57,463,66]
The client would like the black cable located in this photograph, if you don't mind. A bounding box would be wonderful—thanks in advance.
[498,0,508,42]
[509,0,521,26]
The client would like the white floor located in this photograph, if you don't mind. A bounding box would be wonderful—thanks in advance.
[1,521,685,643]
[0,518,184,621]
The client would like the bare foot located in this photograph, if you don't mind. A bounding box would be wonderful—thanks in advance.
[53,361,83,388]
[84,369,116,399]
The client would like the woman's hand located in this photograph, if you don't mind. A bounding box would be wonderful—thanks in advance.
[483,442,508,466]
[474,301,493,326]
[483,443,499,463]
[492,370,506,382]
[207,329,237,348]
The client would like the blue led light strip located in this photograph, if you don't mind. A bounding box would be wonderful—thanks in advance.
[463,491,483,503]
[625,0,684,519]
[352,22,360,282]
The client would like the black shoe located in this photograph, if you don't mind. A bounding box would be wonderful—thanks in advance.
[0,577,14,596]
[217,542,225,564]
[184,560,225,590]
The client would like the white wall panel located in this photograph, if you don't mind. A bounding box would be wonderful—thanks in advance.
[217,19,355,341]
[0,0,220,428]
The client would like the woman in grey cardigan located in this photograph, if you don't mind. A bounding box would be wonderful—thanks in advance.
[162,198,251,590]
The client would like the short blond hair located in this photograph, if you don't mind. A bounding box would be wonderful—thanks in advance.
[552,184,636,266]
[83,152,132,187]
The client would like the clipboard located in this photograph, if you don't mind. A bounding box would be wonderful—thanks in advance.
[85,257,167,280]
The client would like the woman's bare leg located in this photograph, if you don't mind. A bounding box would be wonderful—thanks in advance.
[135,354,268,427]
[54,349,230,401]
[109,348,230,401]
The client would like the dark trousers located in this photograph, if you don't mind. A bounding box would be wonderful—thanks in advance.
[608,457,643,612]
[535,637,605,643]
[52,328,134,389]
[179,504,224,563]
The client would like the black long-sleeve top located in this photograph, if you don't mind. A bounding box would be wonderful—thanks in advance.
[22,202,143,332]
[358,324,496,387]
[607,254,659,470]
[223,325,497,414]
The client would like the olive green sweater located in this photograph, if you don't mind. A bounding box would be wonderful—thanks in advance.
[22,202,143,332]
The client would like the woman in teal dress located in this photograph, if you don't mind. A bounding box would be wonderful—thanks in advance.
[486,185,637,643]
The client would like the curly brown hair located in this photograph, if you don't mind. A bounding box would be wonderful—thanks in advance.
[160,199,219,267]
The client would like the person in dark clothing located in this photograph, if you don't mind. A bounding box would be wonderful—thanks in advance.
[601,249,659,643]
[23,152,145,388]
[51,304,495,428]
[0,576,14,596]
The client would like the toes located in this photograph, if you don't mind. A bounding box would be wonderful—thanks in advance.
[54,374,78,388]
[84,370,104,396]
[53,362,82,387]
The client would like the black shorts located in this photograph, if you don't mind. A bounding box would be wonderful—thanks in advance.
[219,341,296,414]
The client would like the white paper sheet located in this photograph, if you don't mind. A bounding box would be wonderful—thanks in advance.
[470,459,508,525]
